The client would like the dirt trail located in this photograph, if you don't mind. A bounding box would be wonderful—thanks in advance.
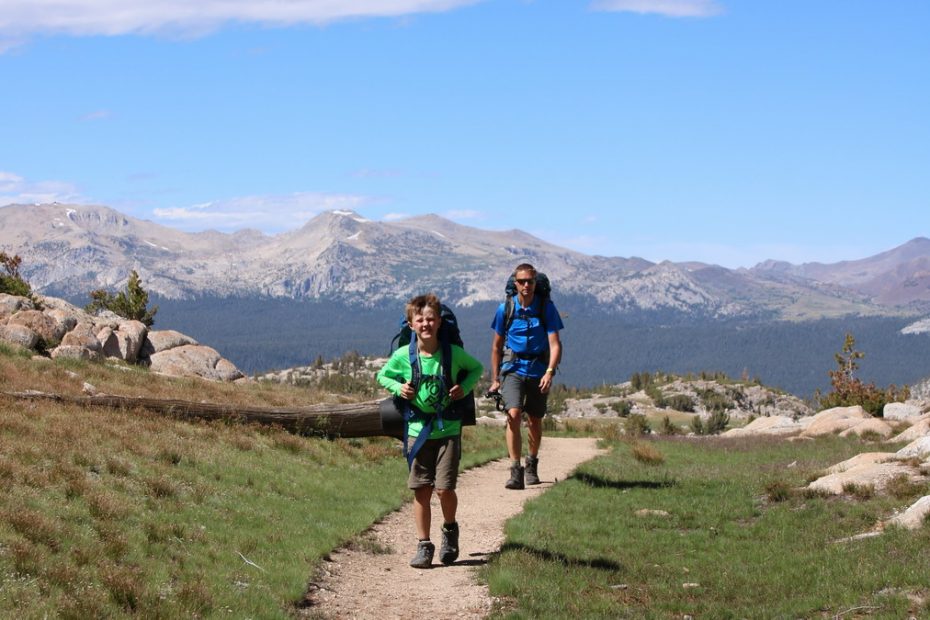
[304,437,606,619]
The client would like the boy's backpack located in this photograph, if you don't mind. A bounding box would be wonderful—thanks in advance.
[390,303,463,353]
[384,303,475,468]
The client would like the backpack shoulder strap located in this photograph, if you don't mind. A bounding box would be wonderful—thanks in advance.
[407,336,421,389]
[503,296,516,333]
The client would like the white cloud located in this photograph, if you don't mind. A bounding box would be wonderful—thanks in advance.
[152,191,372,232]
[0,171,83,204]
[590,0,723,18]
[0,0,484,42]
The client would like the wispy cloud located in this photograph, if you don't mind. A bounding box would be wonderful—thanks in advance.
[0,0,484,44]
[0,171,83,205]
[79,109,112,122]
[590,0,723,18]
[152,191,372,232]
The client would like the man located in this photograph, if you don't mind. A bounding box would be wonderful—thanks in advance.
[489,263,564,490]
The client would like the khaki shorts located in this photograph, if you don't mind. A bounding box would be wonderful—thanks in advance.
[501,373,548,418]
[407,434,461,490]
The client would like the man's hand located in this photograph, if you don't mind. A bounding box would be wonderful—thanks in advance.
[539,373,553,394]
[449,384,464,400]
[489,379,500,394]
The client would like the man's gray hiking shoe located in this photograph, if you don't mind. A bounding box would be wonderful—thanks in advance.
[525,455,540,485]
[440,522,459,565]
[505,464,525,490]
[410,540,435,569]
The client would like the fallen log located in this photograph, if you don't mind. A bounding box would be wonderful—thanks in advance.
[3,390,406,439]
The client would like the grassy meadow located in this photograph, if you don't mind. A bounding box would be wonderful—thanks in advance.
[3,342,930,618]
[483,434,930,619]
[0,344,502,618]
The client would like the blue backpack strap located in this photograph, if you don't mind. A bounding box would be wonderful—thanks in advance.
[403,334,447,468]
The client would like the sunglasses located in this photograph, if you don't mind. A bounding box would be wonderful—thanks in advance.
[515,278,535,285]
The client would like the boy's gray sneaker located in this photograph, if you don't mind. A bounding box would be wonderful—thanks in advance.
[410,540,435,569]
[439,522,459,565]
[505,464,525,490]
[525,455,540,485]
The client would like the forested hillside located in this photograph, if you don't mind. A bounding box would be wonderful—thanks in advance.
[144,295,930,398]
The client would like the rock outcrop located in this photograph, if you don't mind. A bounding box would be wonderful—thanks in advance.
[0,293,243,382]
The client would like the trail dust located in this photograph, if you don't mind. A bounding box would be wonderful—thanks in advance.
[301,437,606,619]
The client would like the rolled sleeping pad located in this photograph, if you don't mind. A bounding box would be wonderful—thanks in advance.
[379,397,405,439]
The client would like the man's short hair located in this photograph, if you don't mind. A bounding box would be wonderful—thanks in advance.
[406,293,442,324]
[513,263,537,277]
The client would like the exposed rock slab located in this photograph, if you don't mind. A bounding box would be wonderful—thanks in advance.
[807,462,918,495]
[886,496,930,530]
[800,405,871,437]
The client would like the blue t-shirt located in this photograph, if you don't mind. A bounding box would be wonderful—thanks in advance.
[491,296,564,378]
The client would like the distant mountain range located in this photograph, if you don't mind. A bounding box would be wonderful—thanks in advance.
[2,202,929,321]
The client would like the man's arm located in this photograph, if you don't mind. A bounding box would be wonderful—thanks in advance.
[539,331,562,393]
[489,331,505,391]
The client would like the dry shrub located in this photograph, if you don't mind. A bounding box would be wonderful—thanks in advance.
[157,443,187,466]
[273,432,307,454]
[764,480,792,503]
[87,490,130,521]
[105,457,133,477]
[146,475,179,499]
[231,434,257,451]
[43,562,81,590]
[842,482,875,500]
[178,576,215,615]
[360,439,398,462]
[96,523,130,560]
[885,473,927,500]
[630,441,665,465]
[9,539,46,576]
[4,507,63,551]
[101,563,145,612]
[801,487,833,500]
[58,588,110,620]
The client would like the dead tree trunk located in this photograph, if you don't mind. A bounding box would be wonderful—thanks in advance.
[3,390,405,439]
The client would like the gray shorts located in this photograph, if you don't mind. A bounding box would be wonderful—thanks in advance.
[407,434,461,490]
[501,373,548,418]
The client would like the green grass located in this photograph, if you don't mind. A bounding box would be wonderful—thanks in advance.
[0,347,505,618]
[482,435,930,619]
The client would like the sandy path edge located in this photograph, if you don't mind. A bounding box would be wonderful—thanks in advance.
[300,437,607,619]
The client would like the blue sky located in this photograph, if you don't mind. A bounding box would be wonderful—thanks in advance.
[1,0,927,268]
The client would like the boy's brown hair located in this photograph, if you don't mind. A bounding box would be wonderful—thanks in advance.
[405,293,442,324]
[513,263,537,277]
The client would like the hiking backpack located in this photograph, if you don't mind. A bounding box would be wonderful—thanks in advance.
[499,272,553,374]
[503,272,552,333]
[385,303,475,468]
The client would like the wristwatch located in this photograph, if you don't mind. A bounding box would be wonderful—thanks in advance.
[545,367,555,374]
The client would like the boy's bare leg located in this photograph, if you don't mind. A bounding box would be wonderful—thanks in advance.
[413,486,433,539]
[436,488,457,524]
[505,408,523,460]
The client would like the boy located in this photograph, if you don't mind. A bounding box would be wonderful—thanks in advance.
[377,293,483,568]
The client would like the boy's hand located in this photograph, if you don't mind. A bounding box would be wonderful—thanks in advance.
[489,379,500,393]
[399,382,415,400]
[449,384,464,400]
